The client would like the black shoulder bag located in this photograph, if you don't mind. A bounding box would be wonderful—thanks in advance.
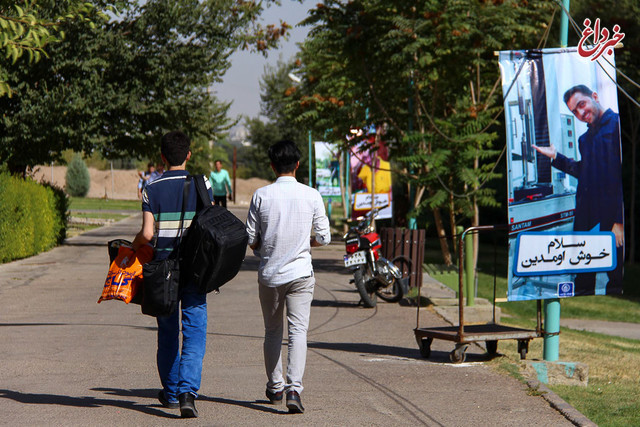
[141,178,191,317]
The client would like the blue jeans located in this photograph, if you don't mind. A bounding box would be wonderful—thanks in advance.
[156,287,207,403]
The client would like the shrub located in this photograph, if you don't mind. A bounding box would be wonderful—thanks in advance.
[0,173,68,263]
[65,154,90,197]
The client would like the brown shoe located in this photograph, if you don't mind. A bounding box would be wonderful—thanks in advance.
[266,389,283,405]
[286,390,304,414]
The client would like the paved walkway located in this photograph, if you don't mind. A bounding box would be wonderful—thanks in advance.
[0,212,578,426]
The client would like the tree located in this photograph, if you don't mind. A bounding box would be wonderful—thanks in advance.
[65,153,90,197]
[0,0,96,96]
[0,0,296,174]
[245,59,309,182]
[288,0,554,264]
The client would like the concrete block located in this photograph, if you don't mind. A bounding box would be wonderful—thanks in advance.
[521,360,589,387]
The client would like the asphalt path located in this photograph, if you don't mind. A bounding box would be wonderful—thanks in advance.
[0,210,575,426]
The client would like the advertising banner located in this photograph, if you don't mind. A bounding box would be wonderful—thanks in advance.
[499,47,624,301]
[314,141,341,197]
[348,126,393,219]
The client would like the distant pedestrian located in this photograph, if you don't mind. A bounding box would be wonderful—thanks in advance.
[209,160,232,207]
[137,162,155,199]
[245,140,331,414]
[132,131,213,418]
[147,160,164,185]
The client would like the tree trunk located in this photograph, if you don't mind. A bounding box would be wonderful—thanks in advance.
[433,207,453,266]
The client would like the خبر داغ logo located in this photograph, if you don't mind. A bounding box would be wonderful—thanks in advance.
[578,18,625,62]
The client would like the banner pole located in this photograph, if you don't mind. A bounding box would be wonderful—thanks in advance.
[308,130,313,187]
[543,0,570,363]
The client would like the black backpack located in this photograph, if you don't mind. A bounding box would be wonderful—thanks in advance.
[180,175,249,294]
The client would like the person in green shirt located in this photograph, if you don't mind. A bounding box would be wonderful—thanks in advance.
[209,160,232,207]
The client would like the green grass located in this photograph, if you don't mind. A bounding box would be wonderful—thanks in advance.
[424,242,640,425]
[69,197,141,211]
[71,212,130,221]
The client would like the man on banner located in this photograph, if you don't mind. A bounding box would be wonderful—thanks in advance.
[534,84,624,294]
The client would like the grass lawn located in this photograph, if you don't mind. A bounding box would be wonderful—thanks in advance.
[69,197,141,212]
[71,212,131,221]
[425,242,640,425]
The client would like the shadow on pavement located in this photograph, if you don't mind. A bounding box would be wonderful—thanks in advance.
[308,341,490,364]
[309,341,420,358]
[311,299,360,308]
[199,395,284,414]
[0,388,178,418]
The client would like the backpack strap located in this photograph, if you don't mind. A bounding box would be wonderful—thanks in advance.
[193,174,213,210]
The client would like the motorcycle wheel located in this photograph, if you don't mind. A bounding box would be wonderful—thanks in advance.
[376,281,403,302]
[376,256,410,303]
[354,266,377,308]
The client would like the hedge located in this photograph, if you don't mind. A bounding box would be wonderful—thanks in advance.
[0,173,68,263]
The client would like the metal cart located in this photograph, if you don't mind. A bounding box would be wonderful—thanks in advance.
[414,225,543,363]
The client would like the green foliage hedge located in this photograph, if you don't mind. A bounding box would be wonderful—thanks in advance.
[0,173,68,263]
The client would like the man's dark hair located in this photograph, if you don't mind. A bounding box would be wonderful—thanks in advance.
[563,84,594,104]
[161,131,191,166]
[268,140,301,174]
[214,159,222,164]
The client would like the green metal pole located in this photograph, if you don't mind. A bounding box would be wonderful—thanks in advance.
[543,0,570,363]
[408,75,417,230]
[308,130,313,187]
[464,230,475,307]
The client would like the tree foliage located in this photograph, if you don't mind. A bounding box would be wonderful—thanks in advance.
[0,0,297,174]
[65,153,90,197]
[286,0,554,263]
[245,59,310,181]
[0,0,96,96]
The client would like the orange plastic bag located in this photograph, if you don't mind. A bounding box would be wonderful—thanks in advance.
[98,241,153,304]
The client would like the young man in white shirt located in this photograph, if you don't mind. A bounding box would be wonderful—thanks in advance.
[245,140,331,413]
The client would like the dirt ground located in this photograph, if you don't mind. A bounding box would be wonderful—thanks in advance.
[30,165,270,206]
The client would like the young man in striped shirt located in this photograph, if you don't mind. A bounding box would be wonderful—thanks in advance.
[133,131,212,418]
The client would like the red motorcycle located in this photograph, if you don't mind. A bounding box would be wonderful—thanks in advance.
[343,207,410,308]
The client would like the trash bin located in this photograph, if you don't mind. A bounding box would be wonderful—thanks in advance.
[380,228,425,288]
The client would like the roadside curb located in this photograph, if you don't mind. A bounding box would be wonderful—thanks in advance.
[526,380,597,427]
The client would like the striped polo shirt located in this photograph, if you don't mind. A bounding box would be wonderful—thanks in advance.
[142,170,212,260]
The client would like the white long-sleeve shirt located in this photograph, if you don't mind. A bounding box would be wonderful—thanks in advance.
[246,176,331,286]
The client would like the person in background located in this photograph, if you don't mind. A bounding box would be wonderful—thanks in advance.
[137,162,155,199]
[245,140,331,414]
[147,160,164,185]
[209,159,232,208]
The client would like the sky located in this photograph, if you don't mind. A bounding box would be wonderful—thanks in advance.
[213,1,315,121]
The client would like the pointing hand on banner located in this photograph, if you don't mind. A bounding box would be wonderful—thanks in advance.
[532,144,557,160]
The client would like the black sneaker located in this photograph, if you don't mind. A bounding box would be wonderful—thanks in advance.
[158,390,179,409]
[286,390,304,414]
[265,389,283,405]
[179,392,199,418]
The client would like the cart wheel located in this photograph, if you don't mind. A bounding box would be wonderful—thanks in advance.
[486,340,498,356]
[450,344,468,363]
[517,340,529,360]
[418,338,433,359]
